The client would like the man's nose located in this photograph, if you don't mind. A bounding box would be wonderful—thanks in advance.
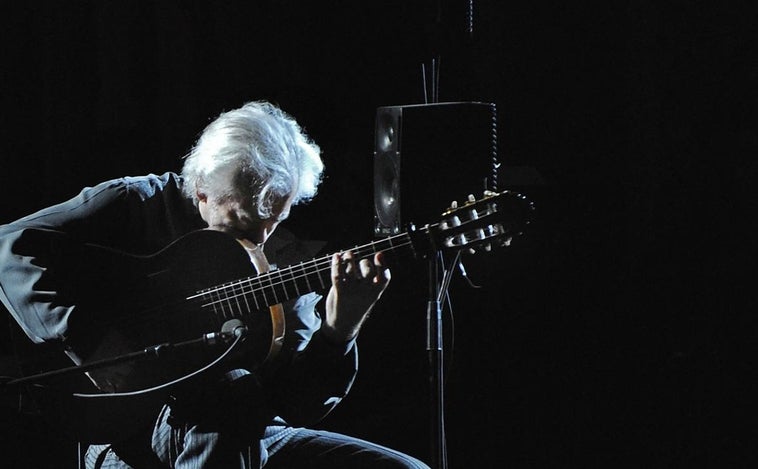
[261,220,279,241]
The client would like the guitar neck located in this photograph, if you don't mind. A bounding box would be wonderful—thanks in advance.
[186,189,533,322]
[188,231,414,320]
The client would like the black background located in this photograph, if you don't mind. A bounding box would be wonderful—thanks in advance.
[1,1,755,467]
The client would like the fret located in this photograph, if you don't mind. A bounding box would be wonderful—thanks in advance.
[289,264,302,297]
[269,269,290,303]
[229,281,243,317]
[277,267,299,301]
[299,261,313,292]
[235,276,267,313]
[245,277,261,311]
[263,272,280,305]
[304,258,326,290]
[239,280,252,313]
[219,283,231,318]
[253,274,270,308]
[195,231,415,320]
[226,282,238,318]
[368,240,381,257]
[315,259,329,290]
[210,286,228,320]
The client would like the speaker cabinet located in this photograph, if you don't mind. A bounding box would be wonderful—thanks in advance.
[373,102,499,236]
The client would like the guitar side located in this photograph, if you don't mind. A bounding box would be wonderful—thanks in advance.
[17,230,277,442]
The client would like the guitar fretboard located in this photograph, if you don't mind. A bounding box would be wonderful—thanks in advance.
[190,232,413,321]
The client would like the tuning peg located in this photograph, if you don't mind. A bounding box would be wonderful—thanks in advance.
[466,241,493,255]
[467,194,476,203]
[499,236,513,247]
[450,200,458,210]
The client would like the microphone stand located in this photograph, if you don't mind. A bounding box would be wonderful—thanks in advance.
[5,327,243,388]
[426,252,459,469]
[2,324,247,469]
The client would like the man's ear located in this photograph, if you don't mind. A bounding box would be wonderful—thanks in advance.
[196,189,209,222]
[196,188,208,203]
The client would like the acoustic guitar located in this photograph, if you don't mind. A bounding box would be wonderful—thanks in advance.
[4,190,534,442]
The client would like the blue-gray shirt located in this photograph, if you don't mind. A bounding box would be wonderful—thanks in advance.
[0,172,358,429]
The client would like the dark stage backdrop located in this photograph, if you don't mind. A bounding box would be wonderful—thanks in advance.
[1,1,754,468]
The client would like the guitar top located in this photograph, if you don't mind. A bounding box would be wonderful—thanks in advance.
[5,189,534,442]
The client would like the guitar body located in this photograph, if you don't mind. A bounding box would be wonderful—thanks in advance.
[19,230,278,442]
[7,189,533,443]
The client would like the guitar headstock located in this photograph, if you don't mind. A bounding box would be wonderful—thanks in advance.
[412,190,535,257]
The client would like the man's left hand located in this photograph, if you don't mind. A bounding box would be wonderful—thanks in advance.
[322,251,391,343]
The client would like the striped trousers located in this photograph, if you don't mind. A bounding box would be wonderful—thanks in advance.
[85,372,429,468]
[86,409,430,468]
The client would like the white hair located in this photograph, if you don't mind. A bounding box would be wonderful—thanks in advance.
[181,101,324,217]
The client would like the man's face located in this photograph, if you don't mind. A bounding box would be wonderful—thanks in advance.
[197,191,294,246]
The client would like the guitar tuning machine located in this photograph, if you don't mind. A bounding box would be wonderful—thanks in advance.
[444,194,482,216]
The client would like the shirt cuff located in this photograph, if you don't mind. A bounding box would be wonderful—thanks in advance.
[312,327,357,356]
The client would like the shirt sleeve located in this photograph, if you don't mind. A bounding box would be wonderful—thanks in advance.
[0,173,199,350]
[260,292,360,427]
[0,180,130,345]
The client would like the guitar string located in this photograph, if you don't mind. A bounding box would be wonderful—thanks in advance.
[27,236,410,393]
[94,211,509,335]
[15,196,522,374]
[12,236,413,385]
[86,236,415,335]
[100,195,514,332]
[206,204,519,312]
[70,196,514,336]
[198,237,415,309]
[188,238,416,322]
[198,241,415,317]
[190,233,411,301]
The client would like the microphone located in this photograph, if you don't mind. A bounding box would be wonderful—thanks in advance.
[222,319,249,339]
[203,319,248,345]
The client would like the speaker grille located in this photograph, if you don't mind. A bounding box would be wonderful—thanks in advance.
[373,102,498,237]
